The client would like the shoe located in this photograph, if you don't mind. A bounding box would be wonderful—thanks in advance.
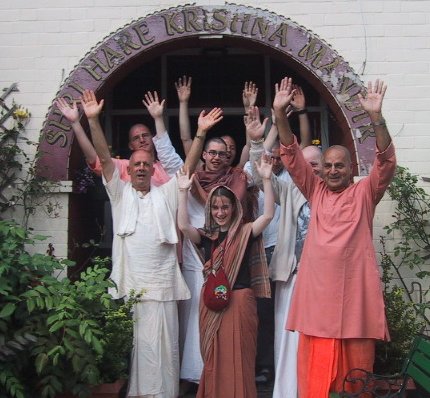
[255,368,272,384]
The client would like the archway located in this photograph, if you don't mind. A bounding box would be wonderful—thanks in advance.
[36,4,378,268]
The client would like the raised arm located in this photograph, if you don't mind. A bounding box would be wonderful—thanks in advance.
[183,107,223,174]
[263,109,280,151]
[142,91,167,138]
[81,90,114,181]
[177,168,201,244]
[242,81,258,114]
[245,106,269,143]
[235,82,259,168]
[358,79,391,152]
[55,98,97,165]
[237,140,250,169]
[175,75,193,155]
[251,154,275,237]
[291,85,312,148]
[273,77,296,147]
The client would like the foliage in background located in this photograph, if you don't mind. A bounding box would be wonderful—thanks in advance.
[0,222,136,398]
[0,99,60,226]
[374,166,429,374]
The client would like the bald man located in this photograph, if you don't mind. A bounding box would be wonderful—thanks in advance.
[273,77,396,397]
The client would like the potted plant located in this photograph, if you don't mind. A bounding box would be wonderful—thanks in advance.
[0,221,137,398]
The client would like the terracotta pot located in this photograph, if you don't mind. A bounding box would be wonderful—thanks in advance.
[56,379,126,398]
[91,379,126,398]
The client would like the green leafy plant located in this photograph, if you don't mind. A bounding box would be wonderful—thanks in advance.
[0,221,137,398]
[0,97,60,226]
[374,237,425,374]
[374,166,429,374]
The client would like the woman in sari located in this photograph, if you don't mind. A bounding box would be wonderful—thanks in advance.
[177,154,275,398]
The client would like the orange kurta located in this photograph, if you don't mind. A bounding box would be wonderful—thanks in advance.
[281,137,396,340]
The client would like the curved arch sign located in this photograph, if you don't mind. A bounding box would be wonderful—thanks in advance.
[37,4,376,181]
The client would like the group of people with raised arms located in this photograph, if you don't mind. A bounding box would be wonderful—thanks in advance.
[57,74,395,398]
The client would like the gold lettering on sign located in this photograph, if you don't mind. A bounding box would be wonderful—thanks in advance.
[162,13,185,35]
[251,18,270,38]
[132,22,155,45]
[100,44,124,69]
[338,76,358,96]
[352,112,369,124]
[81,45,124,80]
[240,14,252,34]
[319,57,340,74]
[115,31,142,55]
[357,125,374,143]
[230,14,240,33]
[230,14,252,33]
[338,77,367,118]
[268,23,288,46]
[211,9,228,31]
[184,9,203,32]
[81,55,110,81]
[44,129,68,147]
[68,81,86,96]
[298,38,327,68]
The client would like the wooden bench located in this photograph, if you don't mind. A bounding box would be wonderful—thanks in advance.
[338,334,430,397]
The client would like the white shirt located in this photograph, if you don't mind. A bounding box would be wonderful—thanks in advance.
[104,168,190,301]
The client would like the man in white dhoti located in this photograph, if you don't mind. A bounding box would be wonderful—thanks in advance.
[80,89,223,398]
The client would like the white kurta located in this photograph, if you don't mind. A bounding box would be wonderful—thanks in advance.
[273,277,299,398]
[152,132,206,383]
[178,193,205,383]
[104,169,190,397]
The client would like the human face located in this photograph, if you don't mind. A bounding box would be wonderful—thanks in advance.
[322,147,352,192]
[302,147,323,176]
[221,135,237,167]
[210,195,234,231]
[127,150,154,191]
[202,142,228,172]
[271,148,284,175]
[129,125,153,151]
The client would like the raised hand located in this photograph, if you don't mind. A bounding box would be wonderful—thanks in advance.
[81,89,104,119]
[177,167,194,191]
[197,107,223,132]
[273,77,296,113]
[175,76,192,103]
[290,85,306,111]
[358,79,387,116]
[56,98,79,123]
[142,91,165,120]
[245,106,268,141]
[242,81,258,110]
[255,153,273,180]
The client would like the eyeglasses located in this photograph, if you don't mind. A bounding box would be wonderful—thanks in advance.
[206,150,228,159]
[133,161,153,168]
[271,156,282,162]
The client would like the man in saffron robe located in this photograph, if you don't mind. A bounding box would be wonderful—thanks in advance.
[273,77,396,397]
